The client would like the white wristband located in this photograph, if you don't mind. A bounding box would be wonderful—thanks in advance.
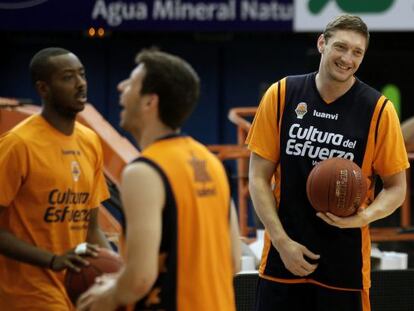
[74,242,87,255]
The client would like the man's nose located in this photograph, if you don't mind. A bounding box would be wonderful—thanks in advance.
[76,74,87,88]
[117,80,127,92]
[341,50,354,64]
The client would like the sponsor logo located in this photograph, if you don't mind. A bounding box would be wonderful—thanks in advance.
[44,188,91,224]
[71,161,81,182]
[295,102,308,119]
[188,153,216,196]
[295,0,408,32]
[285,123,357,161]
[62,149,81,156]
[308,0,394,14]
[48,188,89,205]
[313,110,339,120]
[335,169,348,210]
[91,0,293,27]
[44,206,91,223]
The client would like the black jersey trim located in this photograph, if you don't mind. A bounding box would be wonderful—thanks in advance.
[131,157,171,194]
[131,156,178,311]
[155,132,185,142]
[375,99,388,145]
[277,81,281,128]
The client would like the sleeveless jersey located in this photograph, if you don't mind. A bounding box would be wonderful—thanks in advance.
[246,73,409,290]
[132,135,236,311]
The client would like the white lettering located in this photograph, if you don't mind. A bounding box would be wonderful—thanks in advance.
[313,110,339,120]
[288,123,343,146]
[240,0,293,21]
[92,0,108,20]
[286,123,355,161]
[153,0,235,21]
[92,0,148,26]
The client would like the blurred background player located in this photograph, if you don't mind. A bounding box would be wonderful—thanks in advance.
[77,49,241,311]
[247,14,408,311]
[0,47,111,311]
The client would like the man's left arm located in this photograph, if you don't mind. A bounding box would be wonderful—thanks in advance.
[318,170,406,228]
[86,207,111,249]
[318,100,408,229]
[77,161,165,311]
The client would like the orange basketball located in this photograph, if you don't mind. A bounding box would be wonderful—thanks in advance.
[64,248,124,306]
[306,157,367,217]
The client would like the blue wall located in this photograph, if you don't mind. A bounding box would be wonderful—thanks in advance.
[0,32,313,145]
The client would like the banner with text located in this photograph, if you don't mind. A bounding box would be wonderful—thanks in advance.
[0,0,293,31]
[294,0,414,31]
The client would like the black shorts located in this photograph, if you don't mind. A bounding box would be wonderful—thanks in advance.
[255,277,370,311]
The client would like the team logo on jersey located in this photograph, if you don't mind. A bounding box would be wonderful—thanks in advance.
[189,154,212,183]
[188,153,216,196]
[295,102,308,119]
[71,161,81,182]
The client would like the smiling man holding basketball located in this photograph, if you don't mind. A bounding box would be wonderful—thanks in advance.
[247,14,408,311]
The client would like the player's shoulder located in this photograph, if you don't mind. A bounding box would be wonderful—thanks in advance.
[75,121,98,137]
[0,116,42,153]
[74,122,103,157]
[0,130,25,150]
[187,136,215,156]
[285,72,315,91]
[123,157,165,186]
[283,72,317,100]
[4,114,42,141]
[265,73,312,93]
[190,138,227,171]
[74,121,101,145]
[354,78,382,103]
[286,72,314,84]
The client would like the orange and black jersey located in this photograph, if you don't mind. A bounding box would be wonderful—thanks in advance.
[131,134,235,311]
[247,72,409,290]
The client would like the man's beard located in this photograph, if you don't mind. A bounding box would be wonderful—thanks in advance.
[50,96,84,120]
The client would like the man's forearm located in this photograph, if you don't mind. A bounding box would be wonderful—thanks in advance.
[86,227,111,249]
[112,267,154,306]
[363,185,406,224]
[249,178,289,247]
[360,171,406,225]
[0,229,54,268]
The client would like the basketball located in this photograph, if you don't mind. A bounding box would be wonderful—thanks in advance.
[64,247,124,305]
[306,157,367,217]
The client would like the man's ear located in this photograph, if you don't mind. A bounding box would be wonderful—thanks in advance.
[317,34,325,54]
[36,81,49,98]
[145,93,159,110]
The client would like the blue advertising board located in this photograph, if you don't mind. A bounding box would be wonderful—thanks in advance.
[0,0,293,31]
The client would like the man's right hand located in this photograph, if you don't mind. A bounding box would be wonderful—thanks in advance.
[273,238,320,277]
[50,243,99,272]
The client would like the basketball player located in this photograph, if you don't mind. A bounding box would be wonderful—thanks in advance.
[77,49,241,311]
[0,47,110,311]
[247,15,408,311]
